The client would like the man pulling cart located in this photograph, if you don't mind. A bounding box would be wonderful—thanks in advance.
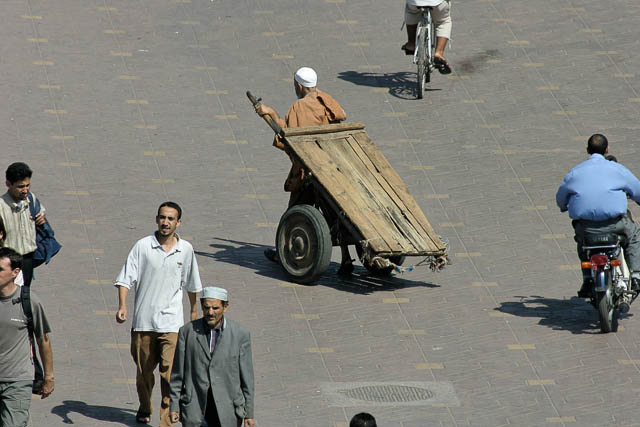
[249,67,448,284]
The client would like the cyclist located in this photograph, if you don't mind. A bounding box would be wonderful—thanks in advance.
[556,134,640,297]
[401,0,452,75]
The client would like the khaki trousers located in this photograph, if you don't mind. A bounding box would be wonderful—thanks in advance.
[131,331,178,427]
[405,1,452,39]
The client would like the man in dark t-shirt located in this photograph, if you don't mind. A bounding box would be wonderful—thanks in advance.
[0,247,53,425]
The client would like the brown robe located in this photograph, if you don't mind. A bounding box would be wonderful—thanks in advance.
[273,89,346,192]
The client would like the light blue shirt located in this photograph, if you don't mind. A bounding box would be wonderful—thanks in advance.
[556,154,640,221]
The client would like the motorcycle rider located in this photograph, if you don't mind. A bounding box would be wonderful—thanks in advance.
[556,134,640,297]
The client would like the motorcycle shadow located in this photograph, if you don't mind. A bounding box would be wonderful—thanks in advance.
[494,295,634,334]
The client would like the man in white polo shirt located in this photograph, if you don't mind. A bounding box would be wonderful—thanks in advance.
[115,201,202,426]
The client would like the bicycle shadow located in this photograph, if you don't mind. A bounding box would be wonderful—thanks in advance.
[494,295,634,335]
[337,71,441,100]
[51,400,138,425]
[196,237,440,295]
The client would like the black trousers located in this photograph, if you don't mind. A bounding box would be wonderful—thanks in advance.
[204,388,222,427]
[22,252,34,287]
[203,388,242,427]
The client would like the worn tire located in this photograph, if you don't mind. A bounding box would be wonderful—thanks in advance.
[596,272,618,333]
[355,246,405,277]
[276,205,332,284]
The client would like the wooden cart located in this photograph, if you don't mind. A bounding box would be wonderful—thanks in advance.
[248,93,448,283]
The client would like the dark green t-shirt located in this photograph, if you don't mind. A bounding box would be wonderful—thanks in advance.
[0,286,51,382]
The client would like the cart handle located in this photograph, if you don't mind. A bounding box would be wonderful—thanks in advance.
[246,91,285,139]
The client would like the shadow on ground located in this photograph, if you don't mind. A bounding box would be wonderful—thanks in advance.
[51,400,138,425]
[337,50,499,99]
[196,237,440,295]
[495,295,634,334]
[337,71,441,100]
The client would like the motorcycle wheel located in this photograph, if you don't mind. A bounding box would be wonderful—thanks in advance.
[596,287,618,333]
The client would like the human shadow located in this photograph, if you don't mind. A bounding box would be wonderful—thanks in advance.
[51,400,138,425]
[196,237,440,295]
[337,71,441,100]
[494,295,634,335]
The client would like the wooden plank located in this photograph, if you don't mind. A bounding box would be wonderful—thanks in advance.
[312,136,409,253]
[352,131,445,252]
[282,127,446,256]
[290,138,394,253]
[343,134,442,253]
[283,122,365,137]
[340,135,438,253]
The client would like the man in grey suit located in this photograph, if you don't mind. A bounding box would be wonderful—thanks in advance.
[169,287,255,427]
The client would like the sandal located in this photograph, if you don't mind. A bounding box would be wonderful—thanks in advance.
[135,411,151,424]
[401,43,415,55]
[433,57,452,75]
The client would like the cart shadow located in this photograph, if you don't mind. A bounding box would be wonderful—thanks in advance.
[51,400,138,425]
[196,237,440,295]
[494,295,634,335]
[337,71,441,100]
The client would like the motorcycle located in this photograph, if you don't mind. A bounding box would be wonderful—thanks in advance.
[581,233,637,333]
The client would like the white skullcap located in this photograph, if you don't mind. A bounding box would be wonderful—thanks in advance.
[201,286,228,302]
[294,67,317,88]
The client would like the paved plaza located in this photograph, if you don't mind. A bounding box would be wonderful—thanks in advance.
[3,0,640,425]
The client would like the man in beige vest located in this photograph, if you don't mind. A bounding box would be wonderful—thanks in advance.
[0,162,46,287]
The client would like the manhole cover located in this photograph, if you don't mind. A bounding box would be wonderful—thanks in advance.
[321,381,459,407]
[338,384,434,403]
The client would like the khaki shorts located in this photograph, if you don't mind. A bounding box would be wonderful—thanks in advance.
[405,1,452,39]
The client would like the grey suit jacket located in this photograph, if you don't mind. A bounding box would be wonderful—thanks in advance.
[170,317,254,427]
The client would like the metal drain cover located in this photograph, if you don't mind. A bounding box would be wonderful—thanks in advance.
[321,381,459,407]
[340,384,434,402]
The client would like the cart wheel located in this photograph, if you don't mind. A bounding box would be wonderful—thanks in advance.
[355,246,406,277]
[276,204,332,284]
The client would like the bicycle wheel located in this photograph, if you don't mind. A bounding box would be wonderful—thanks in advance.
[415,23,427,98]
[426,13,434,84]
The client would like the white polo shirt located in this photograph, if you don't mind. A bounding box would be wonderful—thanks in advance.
[115,233,202,333]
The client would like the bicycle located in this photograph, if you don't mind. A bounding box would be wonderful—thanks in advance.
[413,6,435,99]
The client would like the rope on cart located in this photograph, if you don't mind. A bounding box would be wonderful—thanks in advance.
[361,236,450,274]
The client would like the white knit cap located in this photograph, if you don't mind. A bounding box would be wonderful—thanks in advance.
[201,286,228,302]
[294,67,317,88]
